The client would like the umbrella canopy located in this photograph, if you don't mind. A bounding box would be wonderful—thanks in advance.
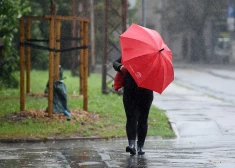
[120,23,174,94]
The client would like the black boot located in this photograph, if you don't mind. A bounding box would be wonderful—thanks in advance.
[137,141,145,155]
[126,140,136,155]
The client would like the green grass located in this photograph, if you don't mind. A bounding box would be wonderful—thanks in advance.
[0,70,175,139]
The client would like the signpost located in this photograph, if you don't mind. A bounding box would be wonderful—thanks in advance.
[227,4,235,63]
[227,4,235,31]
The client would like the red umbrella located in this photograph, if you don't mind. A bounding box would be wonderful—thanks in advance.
[119,23,174,94]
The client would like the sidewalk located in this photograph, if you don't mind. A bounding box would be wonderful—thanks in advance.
[153,63,235,138]
[173,62,235,79]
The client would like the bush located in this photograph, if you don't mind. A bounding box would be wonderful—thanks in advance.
[0,0,30,89]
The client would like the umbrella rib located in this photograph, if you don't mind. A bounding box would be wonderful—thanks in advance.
[159,55,173,92]
[140,54,169,93]
[122,37,158,51]
[138,53,160,87]
[143,28,163,49]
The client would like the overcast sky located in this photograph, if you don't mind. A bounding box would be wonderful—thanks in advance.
[128,0,137,9]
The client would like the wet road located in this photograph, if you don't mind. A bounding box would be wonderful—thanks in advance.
[1,64,235,168]
[0,136,235,168]
[153,65,235,138]
[174,67,235,103]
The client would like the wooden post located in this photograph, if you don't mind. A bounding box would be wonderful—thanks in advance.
[48,16,55,117]
[83,21,89,111]
[55,20,61,80]
[20,20,25,111]
[26,20,31,94]
[79,21,85,95]
[18,15,90,114]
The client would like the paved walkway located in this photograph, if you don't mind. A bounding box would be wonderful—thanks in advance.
[153,63,235,138]
[1,136,235,168]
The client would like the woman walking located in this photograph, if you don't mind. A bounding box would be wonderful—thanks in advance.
[113,57,153,155]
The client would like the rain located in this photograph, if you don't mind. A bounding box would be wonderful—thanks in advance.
[0,0,235,167]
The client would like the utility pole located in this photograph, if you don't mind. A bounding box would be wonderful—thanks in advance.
[90,0,95,71]
[228,0,235,63]
[71,0,77,76]
[142,0,146,27]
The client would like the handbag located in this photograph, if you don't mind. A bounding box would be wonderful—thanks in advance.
[113,72,124,91]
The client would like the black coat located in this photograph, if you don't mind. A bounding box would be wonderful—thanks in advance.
[113,57,138,91]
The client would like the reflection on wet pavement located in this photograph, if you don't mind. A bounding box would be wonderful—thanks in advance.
[0,136,235,167]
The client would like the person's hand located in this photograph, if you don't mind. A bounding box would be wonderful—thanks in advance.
[120,65,127,74]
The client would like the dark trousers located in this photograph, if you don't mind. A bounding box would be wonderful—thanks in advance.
[123,73,153,142]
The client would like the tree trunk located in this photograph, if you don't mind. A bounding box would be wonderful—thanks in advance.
[191,30,206,62]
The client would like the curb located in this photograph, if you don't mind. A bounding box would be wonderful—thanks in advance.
[0,136,110,143]
[169,121,180,138]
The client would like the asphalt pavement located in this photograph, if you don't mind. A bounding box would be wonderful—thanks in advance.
[153,64,235,137]
[0,63,235,168]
